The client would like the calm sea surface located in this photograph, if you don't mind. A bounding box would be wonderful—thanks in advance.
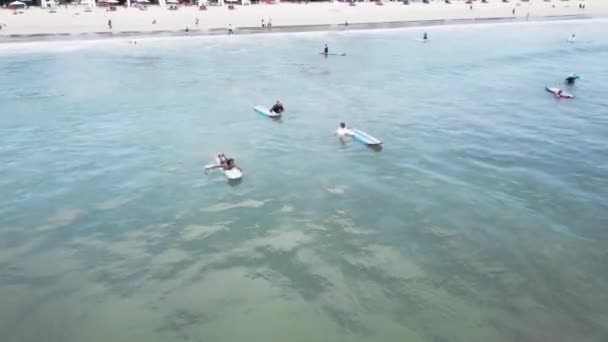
[1,19,608,342]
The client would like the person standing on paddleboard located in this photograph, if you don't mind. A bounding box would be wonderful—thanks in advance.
[270,100,284,114]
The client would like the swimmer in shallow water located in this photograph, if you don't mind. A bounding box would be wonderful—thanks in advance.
[336,122,354,137]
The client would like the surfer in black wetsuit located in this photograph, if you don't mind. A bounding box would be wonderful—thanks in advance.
[270,100,285,114]
[423,32,428,40]
[565,74,578,84]
[324,44,329,55]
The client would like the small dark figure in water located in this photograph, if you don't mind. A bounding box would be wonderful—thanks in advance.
[324,44,329,54]
[270,100,285,114]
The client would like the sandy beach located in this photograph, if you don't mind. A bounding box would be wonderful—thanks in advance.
[0,0,605,40]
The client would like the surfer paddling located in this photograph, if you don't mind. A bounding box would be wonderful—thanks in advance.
[205,154,242,173]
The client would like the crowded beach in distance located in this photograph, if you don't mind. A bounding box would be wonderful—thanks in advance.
[0,0,604,40]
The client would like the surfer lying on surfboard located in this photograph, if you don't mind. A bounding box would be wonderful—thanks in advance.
[270,100,285,114]
[205,154,242,173]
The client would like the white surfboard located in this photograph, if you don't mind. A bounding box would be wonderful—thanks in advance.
[253,105,281,118]
[224,168,243,180]
[351,128,382,146]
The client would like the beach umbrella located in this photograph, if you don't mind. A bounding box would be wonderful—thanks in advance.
[9,1,26,4]
[166,0,179,3]
[136,0,150,3]
[105,0,119,3]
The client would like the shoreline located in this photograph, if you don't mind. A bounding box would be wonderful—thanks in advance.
[0,13,595,44]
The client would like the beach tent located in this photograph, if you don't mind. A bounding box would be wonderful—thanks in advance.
[41,0,57,9]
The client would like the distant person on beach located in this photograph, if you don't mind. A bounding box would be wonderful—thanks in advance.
[324,44,329,54]
[228,24,234,35]
[195,17,199,26]
[152,19,157,24]
[261,19,265,28]
[512,8,515,15]
[108,19,112,30]
[268,17,272,29]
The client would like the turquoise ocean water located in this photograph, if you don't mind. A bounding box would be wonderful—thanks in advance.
[1,19,608,342]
